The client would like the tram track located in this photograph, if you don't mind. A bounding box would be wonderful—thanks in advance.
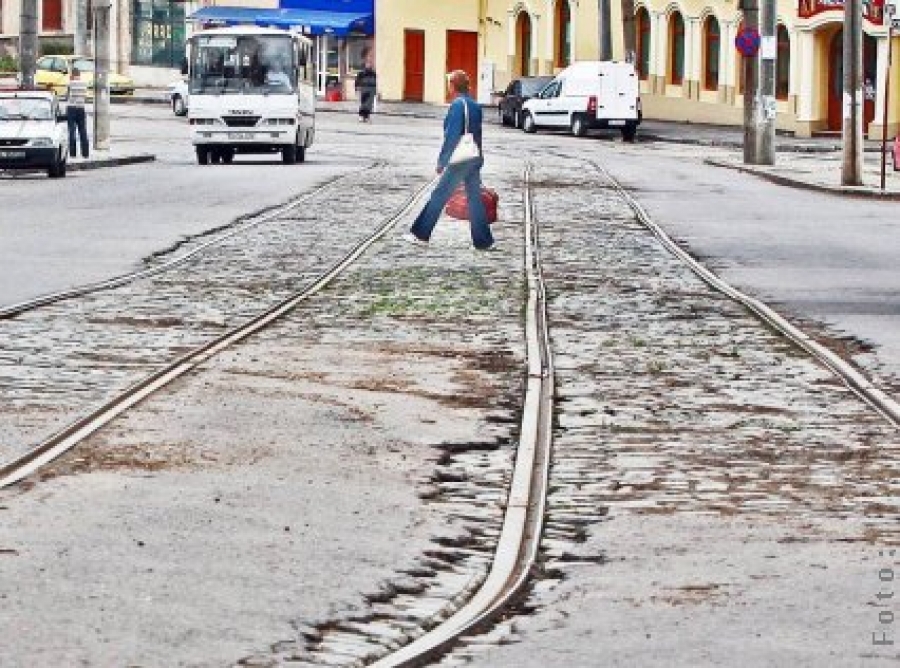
[0,162,384,321]
[575,153,900,430]
[0,170,433,488]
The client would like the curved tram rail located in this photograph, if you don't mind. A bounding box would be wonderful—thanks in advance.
[0,174,432,489]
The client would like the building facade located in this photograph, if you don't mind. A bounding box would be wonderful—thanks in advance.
[633,0,900,137]
[375,1,609,105]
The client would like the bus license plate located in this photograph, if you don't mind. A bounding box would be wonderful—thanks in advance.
[228,132,254,140]
[0,150,25,158]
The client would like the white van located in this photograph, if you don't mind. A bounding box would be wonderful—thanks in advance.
[521,61,641,141]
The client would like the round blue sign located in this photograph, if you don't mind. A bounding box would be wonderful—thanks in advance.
[735,27,761,57]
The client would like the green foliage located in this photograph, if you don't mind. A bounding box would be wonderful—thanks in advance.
[0,54,18,73]
[39,39,75,57]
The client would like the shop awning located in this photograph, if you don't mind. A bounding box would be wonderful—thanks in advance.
[188,6,374,36]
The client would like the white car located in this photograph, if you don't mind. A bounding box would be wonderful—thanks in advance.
[168,78,189,116]
[0,90,68,178]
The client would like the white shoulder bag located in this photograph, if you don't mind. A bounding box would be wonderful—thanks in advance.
[448,99,481,165]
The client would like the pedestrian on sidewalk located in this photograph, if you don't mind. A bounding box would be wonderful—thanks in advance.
[355,55,377,122]
[65,67,89,160]
[406,70,494,251]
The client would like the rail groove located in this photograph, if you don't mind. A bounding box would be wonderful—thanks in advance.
[371,163,555,667]
[0,175,430,489]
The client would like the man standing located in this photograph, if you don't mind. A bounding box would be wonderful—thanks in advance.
[406,70,494,251]
[66,67,89,160]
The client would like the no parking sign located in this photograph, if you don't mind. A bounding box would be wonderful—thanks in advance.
[735,27,761,57]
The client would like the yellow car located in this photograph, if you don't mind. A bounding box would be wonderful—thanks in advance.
[35,55,135,97]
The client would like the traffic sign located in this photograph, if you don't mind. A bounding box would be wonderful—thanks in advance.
[735,27,761,57]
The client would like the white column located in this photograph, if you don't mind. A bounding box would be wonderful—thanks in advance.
[723,21,735,88]
[688,18,699,88]
[652,11,666,81]
[875,32,890,123]
[507,10,517,60]
[545,0,555,64]
[795,29,815,121]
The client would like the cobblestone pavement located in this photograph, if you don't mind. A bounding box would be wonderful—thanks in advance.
[439,154,900,666]
[0,109,898,666]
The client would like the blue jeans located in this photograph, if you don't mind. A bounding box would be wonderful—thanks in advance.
[67,106,89,158]
[410,160,494,249]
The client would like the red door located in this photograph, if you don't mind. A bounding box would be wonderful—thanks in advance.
[445,30,478,102]
[828,30,877,131]
[404,30,425,102]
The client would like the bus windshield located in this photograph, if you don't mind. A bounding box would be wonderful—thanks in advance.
[190,34,295,95]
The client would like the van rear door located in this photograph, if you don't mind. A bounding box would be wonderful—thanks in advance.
[599,63,639,121]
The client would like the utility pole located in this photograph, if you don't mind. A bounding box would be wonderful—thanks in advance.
[598,0,612,60]
[758,0,777,164]
[842,0,864,185]
[741,0,760,164]
[93,0,111,151]
[19,0,38,89]
[74,0,89,57]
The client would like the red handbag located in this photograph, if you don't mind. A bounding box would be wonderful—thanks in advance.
[444,185,499,223]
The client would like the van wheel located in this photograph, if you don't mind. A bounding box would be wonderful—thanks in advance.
[621,123,637,143]
[222,149,234,164]
[571,115,588,137]
[296,145,306,163]
[282,144,297,164]
[172,95,187,116]
[523,112,537,134]
[48,152,66,178]
[196,147,209,165]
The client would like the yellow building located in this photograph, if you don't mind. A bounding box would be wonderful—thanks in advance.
[630,0,900,137]
[375,1,609,104]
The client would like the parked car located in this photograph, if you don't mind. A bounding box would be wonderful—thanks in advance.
[0,90,68,178]
[35,55,136,98]
[521,61,641,141]
[168,78,188,116]
[498,76,553,129]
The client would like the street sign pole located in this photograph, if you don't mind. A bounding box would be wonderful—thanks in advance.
[881,11,897,190]
[843,0,864,185]
[739,0,761,164]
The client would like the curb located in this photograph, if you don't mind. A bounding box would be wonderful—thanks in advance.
[704,158,900,199]
[68,154,156,171]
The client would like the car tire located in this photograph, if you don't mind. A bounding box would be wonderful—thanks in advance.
[48,151,66,178]
[296,144,306,163]
[172,95,187,116]
[571,114,588,137]
[499,108,509,127]
[523,112,537,134]
[621,123,637,143]
[196,147,209,165]
[222,149,234,164]
[282,144,297,164]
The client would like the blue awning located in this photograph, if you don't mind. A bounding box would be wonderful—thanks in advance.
[188,6,374,37]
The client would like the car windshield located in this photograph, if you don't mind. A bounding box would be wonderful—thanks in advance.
[0,97,53,121]
[521,78,553,96]
[72,58,95,73]
[189,35,296,95]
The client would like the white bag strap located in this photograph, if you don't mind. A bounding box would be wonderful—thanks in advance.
[459,98,469,133]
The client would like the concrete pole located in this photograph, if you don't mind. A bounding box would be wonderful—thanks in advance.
[758,0,777,164]
[74,0,89,57]
[742,0,760,164]
[19,0,38,89]
[599,0,613,60]
[93,3,111,151]
[842,0,864,185]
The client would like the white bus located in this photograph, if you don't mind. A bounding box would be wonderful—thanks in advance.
[187,26,315,165]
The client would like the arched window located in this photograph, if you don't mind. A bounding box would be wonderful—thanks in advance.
[517,12,532,76]
[555,1,572,68]
[669,11,685,85]
[703,16,720,91]
[636,8,651,80]
[776,25,790,99]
